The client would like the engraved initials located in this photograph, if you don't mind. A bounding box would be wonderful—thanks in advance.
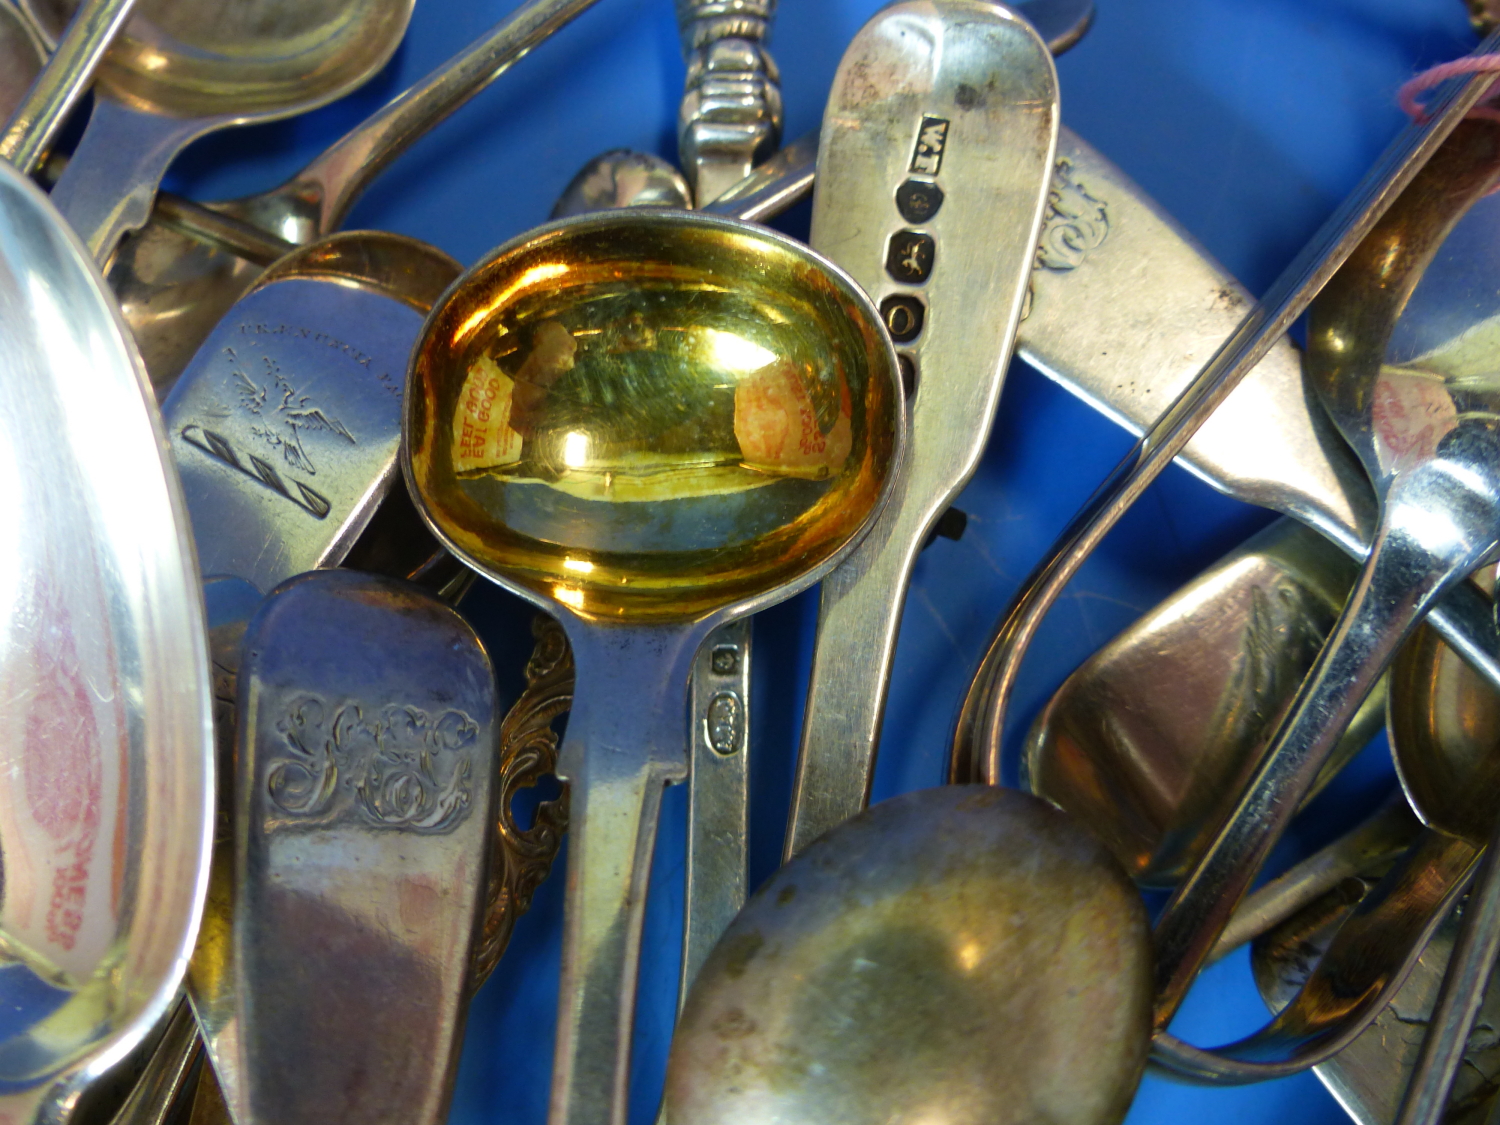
[1036,158,1109,271]
[266,695,479,834]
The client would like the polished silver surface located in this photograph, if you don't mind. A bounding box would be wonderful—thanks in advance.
[161,233,460,595]
[0,0,135,176]
[0,0,46,116]
[931,37,1499,1015]
[675,0,780,205]
[784,0,1058,858]
[665,787,1152,1125]
[230,570,498,1125]
[36,0,414,262]
[110,0,606,394]
[680,617,751,1013]
[1024,518,1378,888]
[1210,794,1420,962]
[1151,116,1500,1077]
[0,156,212,1124]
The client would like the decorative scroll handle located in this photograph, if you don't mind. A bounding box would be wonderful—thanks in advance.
[473,614,572,987]
[676,0,783,206]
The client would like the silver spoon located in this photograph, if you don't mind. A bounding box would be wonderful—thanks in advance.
[1151,114,1500,1065]
[404,209,905,1125]
[1025,517,1384,887]
[32,0,414,262]
[110,0,607,394]
[229,569,500,1125]
[0,142,211,1125]
[664,786,1152,1125]
[783,0,1059,857]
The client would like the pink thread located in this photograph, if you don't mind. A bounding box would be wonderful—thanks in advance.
[1398,54,1500,123]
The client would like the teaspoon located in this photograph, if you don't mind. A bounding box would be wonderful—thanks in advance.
[32,0,414,263]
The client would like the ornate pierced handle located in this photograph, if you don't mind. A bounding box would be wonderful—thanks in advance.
[676,0,782,206]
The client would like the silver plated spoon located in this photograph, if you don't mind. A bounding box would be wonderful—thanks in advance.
[783,0,1059,857]
[111,0,607,394]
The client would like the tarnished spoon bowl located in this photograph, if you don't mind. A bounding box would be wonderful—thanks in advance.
[406,208,901,621]
[25,0,408,122]
[1388,571,1500,846]
[664,786,1152,1125]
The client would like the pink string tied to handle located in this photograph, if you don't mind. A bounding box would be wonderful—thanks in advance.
[1400,54,1500,123]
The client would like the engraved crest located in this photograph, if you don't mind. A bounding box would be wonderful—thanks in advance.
[266,696,478,833]
[1035,159,1109,272]
[228,347,356,476]
[181,424,333,519]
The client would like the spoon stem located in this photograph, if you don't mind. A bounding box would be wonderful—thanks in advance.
[1151,448,1500,1032]
[1393,815,1500,1125]
[293,0,605,234]
[49,96,207,262]
[549,622,699,1125]
[0,0,134,177]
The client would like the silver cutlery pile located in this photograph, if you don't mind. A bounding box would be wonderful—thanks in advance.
[5,1,1500,1124]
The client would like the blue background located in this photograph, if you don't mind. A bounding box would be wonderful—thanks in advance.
[161,0,1481,1120]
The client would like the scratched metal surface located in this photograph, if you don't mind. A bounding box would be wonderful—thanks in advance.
[162,0,1477,1121]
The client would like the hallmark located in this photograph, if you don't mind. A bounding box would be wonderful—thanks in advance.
[1035,159,1109,272]
[705,691,744,756]
[909,116,951,176]
[265,695,479,834]
[181,424,333,519]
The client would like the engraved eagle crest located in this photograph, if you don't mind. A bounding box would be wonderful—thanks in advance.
[231,353,355,476]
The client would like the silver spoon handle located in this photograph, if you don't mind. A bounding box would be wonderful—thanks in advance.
[548,623,698,1125]
[680,619,751,1009]
[49,96,207,262]
[1151,433,1500,1032]
[1393,816,1500,1125]
[293,0,605,233]
[676,0,781,205]
[0,0,134,176]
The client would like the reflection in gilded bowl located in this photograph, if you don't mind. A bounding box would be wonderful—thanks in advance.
[405,211,900,622]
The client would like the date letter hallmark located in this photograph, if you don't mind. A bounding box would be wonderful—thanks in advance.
[265,696,479,834]
[1035,159,1109,272]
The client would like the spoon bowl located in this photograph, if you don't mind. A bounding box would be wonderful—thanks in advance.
[664,786,1152,1125]
[407,209,901,621]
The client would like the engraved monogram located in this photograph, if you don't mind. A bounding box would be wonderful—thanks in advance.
[1035,158,1110,271]
[265,695,478,833]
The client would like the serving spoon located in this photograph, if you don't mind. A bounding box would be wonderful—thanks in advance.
[107,0,607,394]
[0,124,211,1125]
[403,209,904,1125]
[664,786,1152,1125]
[1150,115,1500,1073]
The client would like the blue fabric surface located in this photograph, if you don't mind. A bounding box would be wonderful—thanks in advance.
[163,0,1482,1120]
